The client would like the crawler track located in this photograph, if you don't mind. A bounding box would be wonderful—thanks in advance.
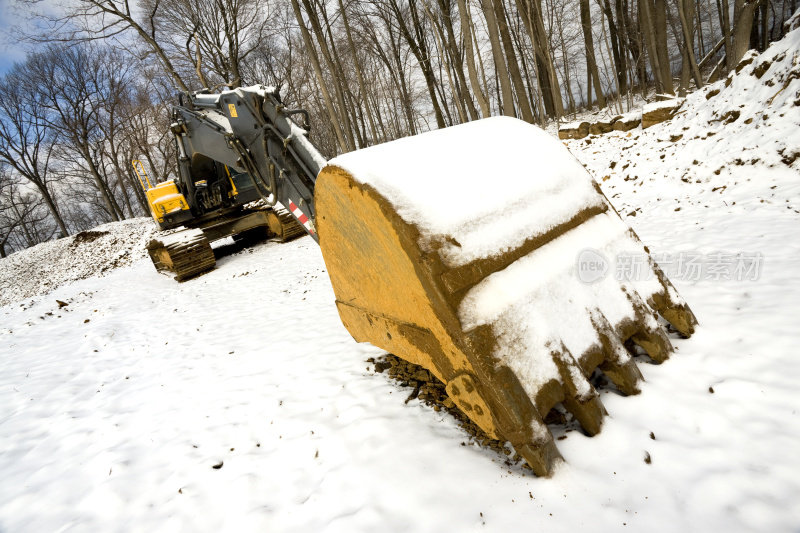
[268,207,305,242]
[147,230,216,281]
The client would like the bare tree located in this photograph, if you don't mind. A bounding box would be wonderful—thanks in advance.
[28,0,191,91]
[0,169,57,256]
[140,0,279,89]
[31,45,127,222]
[0,64,68,236]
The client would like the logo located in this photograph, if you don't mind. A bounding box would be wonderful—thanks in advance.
[576,248,608,283]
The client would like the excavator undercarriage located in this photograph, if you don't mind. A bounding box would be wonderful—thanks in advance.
[145,206,304,281]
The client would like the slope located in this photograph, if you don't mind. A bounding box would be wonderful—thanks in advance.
[1,27,799,533]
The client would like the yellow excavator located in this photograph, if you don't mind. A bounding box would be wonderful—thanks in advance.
[139,85,697,476]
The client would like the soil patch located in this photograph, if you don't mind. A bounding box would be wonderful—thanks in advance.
[71,231,110,245]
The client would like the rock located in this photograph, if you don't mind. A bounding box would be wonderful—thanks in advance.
[722,110,740,124]
[753,60,772,79]
[558,121,590,139]
[588,118,617,135]
[412,369,432,382]
[735,50,758,73]
[642,98,684,129]
[612,113,641,131]
[784,9,800,32]
[374,361,392,373]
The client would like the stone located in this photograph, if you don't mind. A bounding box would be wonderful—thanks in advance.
[612,113,641,131]
[558,121,590,139]
[588,118,617,135]
[642,98,684,129]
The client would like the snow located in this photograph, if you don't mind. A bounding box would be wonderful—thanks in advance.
[288,120,328,171]
[155,227,205,247]
[560,119,588,129]
[2,29,800,533]
[328,116,603,267]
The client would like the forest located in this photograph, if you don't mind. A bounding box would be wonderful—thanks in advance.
[0,0,795,256]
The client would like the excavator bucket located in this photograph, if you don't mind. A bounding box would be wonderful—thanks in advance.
[315,117,696,476]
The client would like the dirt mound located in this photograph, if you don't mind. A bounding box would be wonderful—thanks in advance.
[0,218,157,307]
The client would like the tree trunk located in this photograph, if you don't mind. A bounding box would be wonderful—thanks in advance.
[36,182,68,237]
[480,0,517,117]
[515,0,563,118]
[653,0,675,93]
[680,0,704,89]
[456,0,492,117]
[603,0,628,94]
[581,0,607,107]
[731,0,758,64]
[437,0,480,120]
[423,7,468,123]
[493,0,535,122]
[339,0,379,142]
[696,0,706,57]
[720,0,733,71]
[85,148,123,221]
[302,0,356,150]
[290,0,349,152]
[639,0,666,92]
[390,0,447,128]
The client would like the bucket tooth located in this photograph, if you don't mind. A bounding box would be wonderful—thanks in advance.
[516,441,564,478]
[650,265,699,337]
[659,301,698,337]
[552,346,605,436]
[600,358,644,396]
[627,292,674,363]
[631,325,673,363]
[589,312,644,395]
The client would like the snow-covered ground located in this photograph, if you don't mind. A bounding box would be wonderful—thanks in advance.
[2,29,800,533]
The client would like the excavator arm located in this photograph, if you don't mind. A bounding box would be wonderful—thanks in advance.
[170,85,325,239]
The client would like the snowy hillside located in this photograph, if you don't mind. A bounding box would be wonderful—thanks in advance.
[1,29,800,533]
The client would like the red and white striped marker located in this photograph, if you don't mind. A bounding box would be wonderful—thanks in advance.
[288,199,316,235]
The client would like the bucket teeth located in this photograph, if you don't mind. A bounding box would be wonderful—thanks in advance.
[316,157,697,477]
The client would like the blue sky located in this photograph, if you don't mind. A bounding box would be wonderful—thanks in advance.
[0,0,50,75]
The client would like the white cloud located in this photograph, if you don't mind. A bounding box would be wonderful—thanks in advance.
[0,0,67,73]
